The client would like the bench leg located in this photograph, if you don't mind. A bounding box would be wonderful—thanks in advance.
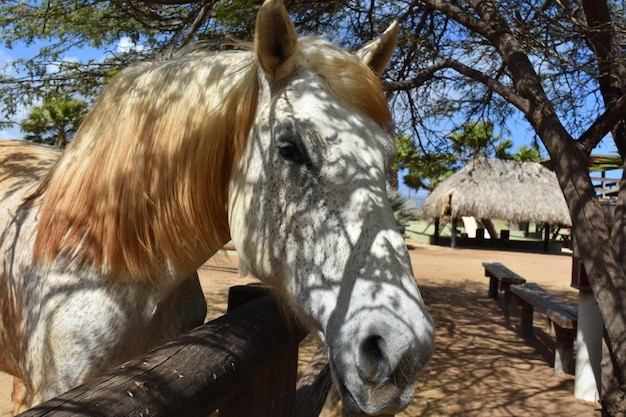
[518,301,534,338]
[488,277,498,299]
[554,327,575,375]
[501,284,512,319]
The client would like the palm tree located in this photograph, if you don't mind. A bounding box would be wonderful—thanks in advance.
[21,96,88,148]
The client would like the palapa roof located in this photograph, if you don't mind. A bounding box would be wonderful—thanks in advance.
[422,159,572,226]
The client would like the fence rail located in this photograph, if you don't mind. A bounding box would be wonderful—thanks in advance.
[590,176,620,199]
[18,285,329,417]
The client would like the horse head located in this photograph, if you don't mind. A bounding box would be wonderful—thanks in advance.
[229,0,435,414]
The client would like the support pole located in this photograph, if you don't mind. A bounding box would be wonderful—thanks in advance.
[451,217,458,248]
[574,290,602,402]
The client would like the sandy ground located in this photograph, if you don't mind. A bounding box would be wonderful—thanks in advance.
[0,242,601,416]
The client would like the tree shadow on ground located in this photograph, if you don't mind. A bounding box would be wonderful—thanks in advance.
[410,279,601,417]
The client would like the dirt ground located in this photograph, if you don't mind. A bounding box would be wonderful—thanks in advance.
[0,242,601,416]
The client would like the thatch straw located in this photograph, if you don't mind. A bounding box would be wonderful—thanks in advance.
[422,159,572,226]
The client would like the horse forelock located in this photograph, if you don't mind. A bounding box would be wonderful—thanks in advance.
[32,51,260,283]
[298,39,393,132]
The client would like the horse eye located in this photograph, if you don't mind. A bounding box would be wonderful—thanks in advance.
[278,142,306,164]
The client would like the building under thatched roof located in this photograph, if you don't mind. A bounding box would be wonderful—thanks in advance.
[422,159,572,227]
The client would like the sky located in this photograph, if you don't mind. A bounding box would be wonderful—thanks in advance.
[0,37,140,139]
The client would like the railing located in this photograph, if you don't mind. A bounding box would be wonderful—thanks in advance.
[590,176,620,199]
[18,285,331,417]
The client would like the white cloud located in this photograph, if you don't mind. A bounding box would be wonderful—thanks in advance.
[46,62,59,74]
[0,48,18,77]
[116,37,144,54]
[0,49,11,66]
[0,101,32,140]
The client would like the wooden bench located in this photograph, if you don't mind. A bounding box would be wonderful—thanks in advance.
[510,283,578,375]
[482,262,526,317]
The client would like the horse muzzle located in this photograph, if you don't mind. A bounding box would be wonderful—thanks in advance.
[326,306,435,416]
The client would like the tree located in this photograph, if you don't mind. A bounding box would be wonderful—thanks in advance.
[21,96,87,148]
[0,0,225,125]
[447,121,498,160]
[392,135,456,192]
[395,121,542,193]
[513,145,543,163]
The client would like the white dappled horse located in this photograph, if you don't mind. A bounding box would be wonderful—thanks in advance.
[0,0,434,414]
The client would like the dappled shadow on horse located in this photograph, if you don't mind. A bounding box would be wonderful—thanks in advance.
[0,0,434,415]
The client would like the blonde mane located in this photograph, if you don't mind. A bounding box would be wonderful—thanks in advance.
[32,40,392,283]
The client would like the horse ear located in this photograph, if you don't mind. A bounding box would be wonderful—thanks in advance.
[255,0,298,81]
[356,21,399,77]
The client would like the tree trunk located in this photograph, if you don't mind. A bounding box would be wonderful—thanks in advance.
[463,1,626,413]
[418,0,626,411]
[581,0,626,159]
[581,2,626,413]
[388,165,399,190]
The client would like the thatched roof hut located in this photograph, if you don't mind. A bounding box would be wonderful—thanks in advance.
[422,159,572,227]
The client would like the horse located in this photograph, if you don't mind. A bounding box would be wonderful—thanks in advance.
[0,0,435,414]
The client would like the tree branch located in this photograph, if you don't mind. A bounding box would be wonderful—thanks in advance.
[384,58,530,113]
[174,0,217,53]
[422,0,488,36]
[133,0,199,4]
[578,94,626,154]
[419,0,491,37]
[581,0,626,159]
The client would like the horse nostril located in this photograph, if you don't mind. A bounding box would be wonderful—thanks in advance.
[357,335,392,385]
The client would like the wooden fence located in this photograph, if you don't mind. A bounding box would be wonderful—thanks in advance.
[17,285,331,417]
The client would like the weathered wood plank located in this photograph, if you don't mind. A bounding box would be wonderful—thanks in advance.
[483,262,527,287]
[294,346,332,417]
[18,290,307,417]
[511,283,577,329]
[483,262,526,317]
[553,326,576,375]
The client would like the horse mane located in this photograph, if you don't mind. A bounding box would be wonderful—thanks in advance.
[32,50,260,281]
[31,39,392,283]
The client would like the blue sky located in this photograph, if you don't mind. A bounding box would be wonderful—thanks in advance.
[0,37,140,139]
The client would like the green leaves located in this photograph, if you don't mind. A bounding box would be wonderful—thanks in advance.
[21,96,87,148]
[395,121,544,193]
[393,135,456,192]
[0,0,216,122]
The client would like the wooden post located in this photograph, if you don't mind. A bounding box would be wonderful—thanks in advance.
[294,347,333,417]
[518,300,534,338]
[554,326,576,375]
[451,217,458,248]
[488,276,499,299]
[219,285,303,417]
[502,286,513,319]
